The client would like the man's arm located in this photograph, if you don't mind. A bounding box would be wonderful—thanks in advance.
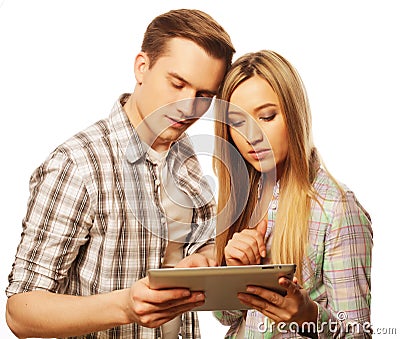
[6,151,205,338]
[6,277,205,338]
[195,243,215,261]
[6,289,129,338]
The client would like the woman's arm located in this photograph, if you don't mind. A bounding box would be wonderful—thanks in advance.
[315,192,373,337]
[212,221,267,331]
[223,191,372,338]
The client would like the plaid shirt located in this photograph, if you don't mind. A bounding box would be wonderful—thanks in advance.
[214,169,373,338]
[6,94,215,339]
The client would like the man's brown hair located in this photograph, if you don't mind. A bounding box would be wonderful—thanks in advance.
[141,9,235,72]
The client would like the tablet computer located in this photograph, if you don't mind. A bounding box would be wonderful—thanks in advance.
[148,264,296,311]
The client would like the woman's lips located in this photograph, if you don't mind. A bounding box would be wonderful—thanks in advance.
[248,148,271,160]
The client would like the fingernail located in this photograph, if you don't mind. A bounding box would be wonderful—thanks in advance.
[280,278,289,287]
[195,293,205,301]
[247,287,255,293]
[183,290,191,297]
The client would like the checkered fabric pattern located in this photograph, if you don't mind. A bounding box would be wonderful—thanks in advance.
[214,169,373,338]
[6,94,215,339]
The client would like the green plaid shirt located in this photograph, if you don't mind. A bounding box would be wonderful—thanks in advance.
[214,169,372,338]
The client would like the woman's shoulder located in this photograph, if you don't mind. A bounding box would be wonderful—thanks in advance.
[312,168,349,201]
[312,168,371,223]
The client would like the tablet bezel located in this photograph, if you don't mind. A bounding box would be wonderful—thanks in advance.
[148,264,296,311]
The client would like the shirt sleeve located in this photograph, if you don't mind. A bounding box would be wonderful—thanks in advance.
[315,191,373,338]
[213,310,244,339]
[6,150,93,296]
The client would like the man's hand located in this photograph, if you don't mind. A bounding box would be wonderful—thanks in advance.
[176,252,216,268]
[125,276,205,328]
[225,220,268,266]
[175,243,216,268]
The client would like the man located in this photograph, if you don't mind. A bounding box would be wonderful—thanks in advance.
[6,9,235,338]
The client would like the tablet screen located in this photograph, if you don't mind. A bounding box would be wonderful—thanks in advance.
[148,264,296,311]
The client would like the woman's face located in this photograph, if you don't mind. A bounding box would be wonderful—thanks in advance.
[227,75,289,176]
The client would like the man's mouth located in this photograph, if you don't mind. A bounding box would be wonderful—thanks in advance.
[165,115,194,128]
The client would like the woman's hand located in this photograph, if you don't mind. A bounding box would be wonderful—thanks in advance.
[224,220,268,266]
[237,277,318,326]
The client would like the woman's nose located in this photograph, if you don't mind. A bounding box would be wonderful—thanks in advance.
[246,120,264,145]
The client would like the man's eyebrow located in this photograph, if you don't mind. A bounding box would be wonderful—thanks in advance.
[167,72,217,96]
[168,72,189,84]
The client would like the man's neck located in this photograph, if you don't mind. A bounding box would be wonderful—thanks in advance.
[122,93,140,129]
[122,94,171,152]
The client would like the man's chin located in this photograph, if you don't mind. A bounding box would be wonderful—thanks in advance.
[151,128,188,149]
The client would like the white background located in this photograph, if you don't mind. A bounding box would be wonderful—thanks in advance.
[0,0,399,337]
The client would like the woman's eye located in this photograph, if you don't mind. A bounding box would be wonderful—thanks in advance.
[228,120,245,128]
[259,113,276,122]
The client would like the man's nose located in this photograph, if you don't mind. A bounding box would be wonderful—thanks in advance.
[176,97,196,118]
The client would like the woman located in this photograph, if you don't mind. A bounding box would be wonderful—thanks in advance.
[213,50,372,338]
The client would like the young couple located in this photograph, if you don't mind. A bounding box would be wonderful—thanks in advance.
[6,9,372,339]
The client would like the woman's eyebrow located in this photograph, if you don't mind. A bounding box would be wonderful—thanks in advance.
[227,110,245,117]
[254,102,278,111]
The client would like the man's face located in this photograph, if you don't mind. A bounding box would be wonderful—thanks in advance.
[133,38,226,151]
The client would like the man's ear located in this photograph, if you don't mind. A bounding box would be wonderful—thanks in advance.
[134,52,150,85]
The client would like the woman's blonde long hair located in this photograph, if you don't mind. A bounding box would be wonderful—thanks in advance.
[214,50,320,283]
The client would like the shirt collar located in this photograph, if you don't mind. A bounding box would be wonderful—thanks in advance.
[167,134,195,173]
[108,93,147,164]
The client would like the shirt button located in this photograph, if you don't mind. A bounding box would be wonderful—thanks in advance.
[155,179,160,186]
[161,217,167,224]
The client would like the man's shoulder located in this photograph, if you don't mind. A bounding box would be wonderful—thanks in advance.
[56,95,131,157]
[44,115,118,194]
[56,117,112,160]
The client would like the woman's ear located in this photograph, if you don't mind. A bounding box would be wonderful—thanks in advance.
[134,52,149,85]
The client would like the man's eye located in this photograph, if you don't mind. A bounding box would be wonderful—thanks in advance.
[172,82,184,89]
[196,92,214,98]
